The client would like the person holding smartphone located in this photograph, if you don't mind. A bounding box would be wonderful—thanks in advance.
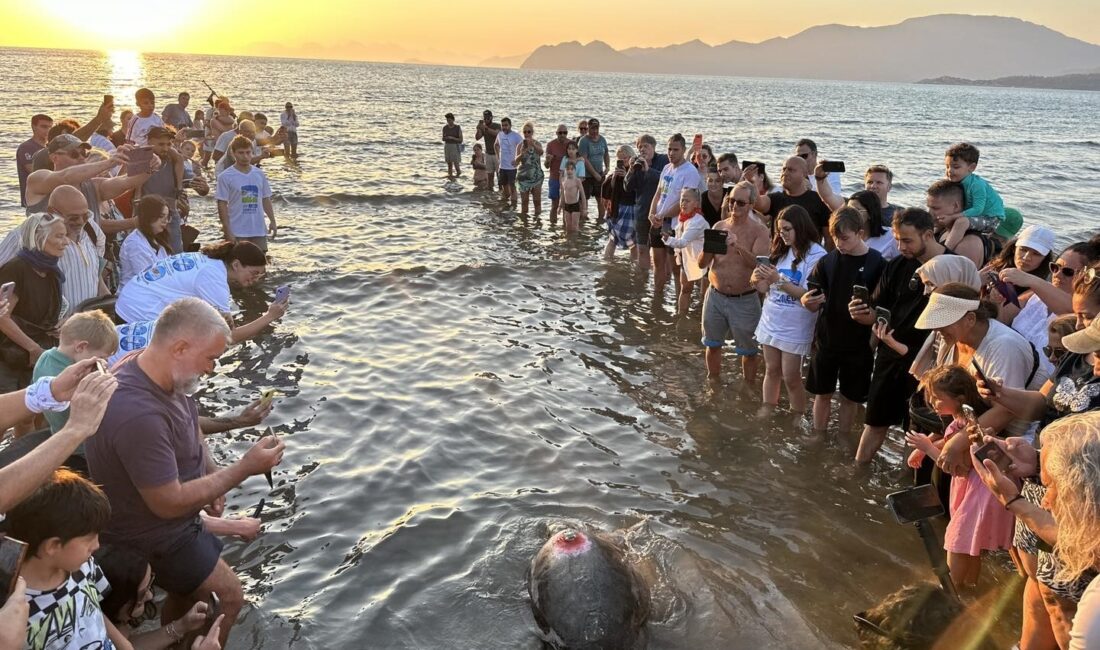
[648,134,700,294]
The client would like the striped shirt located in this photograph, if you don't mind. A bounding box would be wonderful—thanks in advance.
[58,220,106,315]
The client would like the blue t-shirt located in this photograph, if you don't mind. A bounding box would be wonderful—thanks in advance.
[578,135,609,175]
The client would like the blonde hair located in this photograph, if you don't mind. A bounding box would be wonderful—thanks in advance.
[616,144,636,159]
[19,213,64,252]
[1043,412,1100,584]
[60,310,119,353]
[522,121,535,133]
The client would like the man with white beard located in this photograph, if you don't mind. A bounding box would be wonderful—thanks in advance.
[86,298,283,647]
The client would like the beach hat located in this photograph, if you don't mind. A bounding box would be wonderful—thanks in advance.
[1063,318,1100,354]
[47,133,91,154]
[914,292,980,330]
[1016,225,1056,256]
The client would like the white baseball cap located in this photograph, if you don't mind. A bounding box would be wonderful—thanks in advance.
[1016,225,1056,256]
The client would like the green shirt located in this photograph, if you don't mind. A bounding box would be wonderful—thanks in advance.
[32,347,74,433]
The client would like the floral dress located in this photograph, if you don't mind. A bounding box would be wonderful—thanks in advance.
[516,145,544,192]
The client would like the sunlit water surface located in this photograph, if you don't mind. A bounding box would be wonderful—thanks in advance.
[2,47,1099,648]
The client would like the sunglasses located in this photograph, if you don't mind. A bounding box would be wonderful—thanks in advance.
[728,198,750,207]
[1044,345,1068,361]
[68,149,88,159]
[1050,261,1078,278]
[556,131,567,135]
[579,127,589,131]
[797,153,811,160]
[1083,267,1100,285]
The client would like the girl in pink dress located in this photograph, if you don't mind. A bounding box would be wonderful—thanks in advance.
[905,364,1017,590]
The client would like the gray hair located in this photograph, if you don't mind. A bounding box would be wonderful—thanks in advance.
[1043,412,1100,585]
[151,298,231,347]
[19,213,64,252]
[616,144,636,159]
[679,187,700,202]
[732,180,758,205]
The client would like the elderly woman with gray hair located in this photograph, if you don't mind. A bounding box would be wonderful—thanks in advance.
[0,213,70,394]
[974,411,1100,648]
[600,144,638,262]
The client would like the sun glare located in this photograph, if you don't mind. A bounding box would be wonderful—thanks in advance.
[43,0,183,46]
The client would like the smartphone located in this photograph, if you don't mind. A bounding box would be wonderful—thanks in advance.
[0,281,14,303]
[0,536,28,600]
[973,439,1012,473]
[874,306,891,328]
[852,284,871,305]
[821,160,846,173]
[886,484,944,525]
[252,498,266,519]
[126,146,155,176]
[616,159,625,171]
[274,285,291,304]
[95,358,109,375]
[184,128,205,139]
[970,359,989,385]
[208,592,221,624]
[692,134,703,151]
[807,280,823,294]
[702,229,728,255]
[755,255,771,266]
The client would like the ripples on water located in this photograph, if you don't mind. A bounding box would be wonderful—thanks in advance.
[2,47,1099,648]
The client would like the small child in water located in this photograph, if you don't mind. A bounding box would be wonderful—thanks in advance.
[472,144,489,190]
[560,161,585,232]
[941,142,1005,250]
[905,365,1014,591]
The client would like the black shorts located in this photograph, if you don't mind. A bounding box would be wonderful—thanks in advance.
[805,346,874,403]
[146,519,225,595]
[498,169,517,186]
[865,356,920,427]
[582,176,600,199]
[634,207,651,245]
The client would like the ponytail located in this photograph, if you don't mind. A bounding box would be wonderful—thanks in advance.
[201,240,267,267]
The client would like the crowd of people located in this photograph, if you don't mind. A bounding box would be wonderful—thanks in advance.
[2,86,299,649]
[445,110,1100,648]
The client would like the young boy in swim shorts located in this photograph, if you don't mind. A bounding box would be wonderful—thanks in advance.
[561,161,585,233]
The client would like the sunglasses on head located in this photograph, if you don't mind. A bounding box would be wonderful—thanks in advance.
[1083,267,1100,285]
[1050,261,1078,278]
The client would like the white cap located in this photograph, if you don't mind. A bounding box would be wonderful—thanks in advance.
[1016,225,1056,256]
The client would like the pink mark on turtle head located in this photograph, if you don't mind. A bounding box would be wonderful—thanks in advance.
[551,529,592,556]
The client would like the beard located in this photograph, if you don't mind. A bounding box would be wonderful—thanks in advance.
[173,372,203,396]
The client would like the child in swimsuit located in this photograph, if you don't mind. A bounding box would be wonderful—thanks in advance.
[472,144,489,190]
[561,161,585,233]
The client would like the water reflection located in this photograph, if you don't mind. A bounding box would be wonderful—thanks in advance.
[106,49,144,100]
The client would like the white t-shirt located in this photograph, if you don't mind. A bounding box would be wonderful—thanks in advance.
[214,137,262,175]
[755,244,828,353]
[653,161,702,218]
[496,131,523,171]
[24,558,112,650]
[215,165,272,237]
[808,171,843,195]
[280,110,299,131]
[118,232,169,288]
[1072,574,1100,649]
[664,213,708,281]
[88,133,116,153]
[115,252,234,323]
[1012,294,1056,378]
[866,232,900,261]
[125,113,165,146]
[109,320,156,366]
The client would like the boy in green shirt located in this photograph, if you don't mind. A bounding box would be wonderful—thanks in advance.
[942,142,1005,249]
[32,310,118,434]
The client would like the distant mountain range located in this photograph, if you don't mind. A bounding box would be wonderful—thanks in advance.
[520,14,1100,82]
[919,72,1100,91]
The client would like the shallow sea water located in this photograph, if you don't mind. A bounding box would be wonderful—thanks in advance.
[2,47,1099,648]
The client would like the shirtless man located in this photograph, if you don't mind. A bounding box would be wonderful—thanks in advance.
[925,179,987,268]
[698,180,770,381]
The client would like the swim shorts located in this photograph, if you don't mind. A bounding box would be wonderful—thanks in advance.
[582,176,600,202]
[498,169,517,186]
[805,345,874,402]
[865,356,920,427]
[701,288,761,356]
[485,154,499,174]
[145,519,225,595]
[549,178,561,200]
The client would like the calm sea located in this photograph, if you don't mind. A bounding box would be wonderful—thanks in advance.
[2,47,1100,649]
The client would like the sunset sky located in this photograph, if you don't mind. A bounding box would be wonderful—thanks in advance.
[2,0,1097,65]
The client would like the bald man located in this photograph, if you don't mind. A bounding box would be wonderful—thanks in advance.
[544,124,571,219]
[744,155,834,249]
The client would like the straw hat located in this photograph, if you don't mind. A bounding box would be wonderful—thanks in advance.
[1064,318,1100,354]
[914,292,980,330]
